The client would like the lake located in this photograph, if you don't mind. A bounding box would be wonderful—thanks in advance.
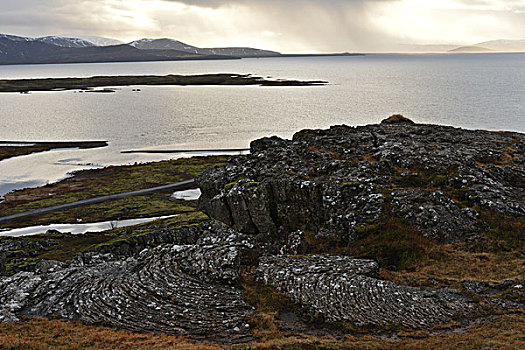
[0,53,524,195]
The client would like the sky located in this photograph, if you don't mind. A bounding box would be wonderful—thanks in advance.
[1,0,525,52]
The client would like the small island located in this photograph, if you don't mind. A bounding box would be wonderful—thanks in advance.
[0,74,327,93]
[0,141,108,161]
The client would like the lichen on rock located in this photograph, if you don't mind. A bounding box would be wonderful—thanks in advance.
[198,121,525,245]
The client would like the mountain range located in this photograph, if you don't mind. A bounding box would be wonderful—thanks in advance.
[1,33,525,66]
[0,34,281,65]
[129,38,280,57]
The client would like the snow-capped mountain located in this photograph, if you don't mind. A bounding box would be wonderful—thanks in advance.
[0,33,240,65]
[71,36,124,47]
[36,36,95,48]
[0,34,35,42]
[129,38,281,57]
[0,34,61,60]
[0,34,95,48]
[0,33,281,65]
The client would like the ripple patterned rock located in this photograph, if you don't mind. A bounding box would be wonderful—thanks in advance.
[0,243,254,341]
[257,255,482,329]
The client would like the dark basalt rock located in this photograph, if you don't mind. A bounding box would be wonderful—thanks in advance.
[0,241,254,341]
[257,255,481,329]
[198,121,525,244]
[0,222,256,342]
[0,251,5,276]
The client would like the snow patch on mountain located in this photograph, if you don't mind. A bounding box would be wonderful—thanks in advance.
[37,36,95,48]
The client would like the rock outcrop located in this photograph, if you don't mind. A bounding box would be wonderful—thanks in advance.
[257,255,481,329]
[198,121,524,244]
[2,118,522,342]
[0,223,255,342]
[0,251,6,276]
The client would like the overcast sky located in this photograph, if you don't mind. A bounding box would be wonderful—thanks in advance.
[1,0,525,52]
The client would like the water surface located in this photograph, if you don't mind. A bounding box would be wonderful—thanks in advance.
[1,54,524,194]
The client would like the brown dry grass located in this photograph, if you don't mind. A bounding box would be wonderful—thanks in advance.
[382,242,525,286]
[1,314,523,350]
[0,318,220,350]
[242,313,525,349]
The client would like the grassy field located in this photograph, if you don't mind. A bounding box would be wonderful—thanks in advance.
[0,155,228,229]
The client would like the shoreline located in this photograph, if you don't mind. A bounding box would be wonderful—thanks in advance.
[121,148,250,154]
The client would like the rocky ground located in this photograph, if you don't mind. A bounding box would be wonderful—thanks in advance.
[0,116,523,348]
[199,114,524,245]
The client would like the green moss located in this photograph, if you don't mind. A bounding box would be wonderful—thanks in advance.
[448,189,480,207]
[430,174,449,187]
[492,288,525,304]
[224,181,238,191]
[355,223,380,235]
[9,261,38,271]
[2,194,198,230]
[395,173,427,187]
[479,210,525,251]
[224,177,248,191]
[245,282,294,314]
[341,182,362,194]
[94,212,210,250]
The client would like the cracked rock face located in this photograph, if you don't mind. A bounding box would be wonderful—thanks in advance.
[198,123,525,243]
[0,240,254,342]
[257,255,481,329]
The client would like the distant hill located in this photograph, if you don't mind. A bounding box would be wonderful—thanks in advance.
[398,39,525,53]
[129,38,281,57]
[474,39,525,52]
[203,47,281,57]
[397,44,460,53]
[449,46,494,53]
[0,34,238,65]
[129,38,201,52]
